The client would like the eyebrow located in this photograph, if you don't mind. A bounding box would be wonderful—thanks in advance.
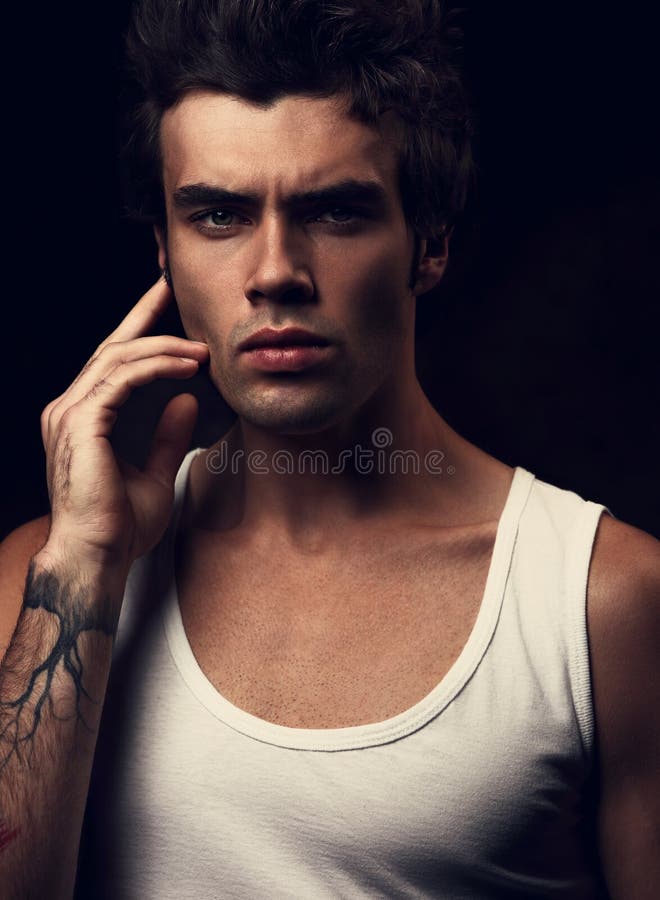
[171,179,389,211]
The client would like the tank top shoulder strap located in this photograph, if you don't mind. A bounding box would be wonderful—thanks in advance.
[156,446,205,567]
[510,475,614,759]
[562,497,614,754]
[115,447,203,648]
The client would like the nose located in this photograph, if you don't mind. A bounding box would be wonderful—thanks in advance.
[243,217,314,305]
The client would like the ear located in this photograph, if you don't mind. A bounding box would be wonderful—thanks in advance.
[412,232,450,296]
[153,224,168,272]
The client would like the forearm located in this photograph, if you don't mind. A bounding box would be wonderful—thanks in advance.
[0,551,124,900]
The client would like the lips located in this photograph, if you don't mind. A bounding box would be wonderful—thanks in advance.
[238,327,335,373]
[238,327,330,352]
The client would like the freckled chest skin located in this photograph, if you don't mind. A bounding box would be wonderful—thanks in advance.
[159,92,418,432]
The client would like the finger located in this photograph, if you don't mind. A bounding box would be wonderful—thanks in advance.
[41,396,63,447]
[46,355,202,448]
[143,392,199,490]
[44,337,208,447]
[55,335,208,417]
[41,277,178,448]
[100,275,173,349]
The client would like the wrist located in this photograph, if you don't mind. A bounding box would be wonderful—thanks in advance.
[35,533,132,587]
[31,542,130,616]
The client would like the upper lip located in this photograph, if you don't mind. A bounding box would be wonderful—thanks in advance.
[239,327,331,352]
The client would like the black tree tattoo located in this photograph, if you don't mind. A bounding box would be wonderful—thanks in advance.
[0,561,116,773]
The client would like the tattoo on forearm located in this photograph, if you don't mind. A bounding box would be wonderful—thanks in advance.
[0,561,116,773]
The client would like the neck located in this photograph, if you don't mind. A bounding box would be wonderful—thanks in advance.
[192,367,482,549]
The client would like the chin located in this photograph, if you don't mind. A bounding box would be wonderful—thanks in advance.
[231,389,351,435]
[209,359,369,436]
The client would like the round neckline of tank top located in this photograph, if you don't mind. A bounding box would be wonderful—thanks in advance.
[160,448,535,752]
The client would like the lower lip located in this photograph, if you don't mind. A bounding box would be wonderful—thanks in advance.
[242,344,334,372]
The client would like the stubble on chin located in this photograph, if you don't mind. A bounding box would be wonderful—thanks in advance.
[206,355,349,434]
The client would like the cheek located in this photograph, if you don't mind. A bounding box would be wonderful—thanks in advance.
[169,226,413,351]
[334,240,413,343]
[170,246,237,342]
[175,300,204,341]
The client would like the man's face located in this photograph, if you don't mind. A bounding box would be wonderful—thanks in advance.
[158,91,434,435]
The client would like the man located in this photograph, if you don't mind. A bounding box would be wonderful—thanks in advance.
[0,0,658,897]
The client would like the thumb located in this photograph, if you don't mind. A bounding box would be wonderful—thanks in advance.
[144,392,199,489]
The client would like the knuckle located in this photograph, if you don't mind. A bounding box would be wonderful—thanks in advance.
[106,339,127,353]
[41,398,59,432]
[85,378,109,401]
[80,353,99,375]
[40,409,52,445]
[100,339,134,366]
[93,339,121,362]
[97,327,121,350]
[58,404,81,431]
[41,394,61,416]
[40,402,53,426]
[95,333,115,352]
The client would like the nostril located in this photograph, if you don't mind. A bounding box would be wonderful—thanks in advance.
[245,282,314,305]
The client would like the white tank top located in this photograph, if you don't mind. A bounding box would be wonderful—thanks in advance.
[76,449,611,899]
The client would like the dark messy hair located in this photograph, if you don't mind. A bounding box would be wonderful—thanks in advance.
[122,0,474,240]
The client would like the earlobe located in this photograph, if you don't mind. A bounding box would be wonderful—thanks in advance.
[413,233,450,296]
[153,224,168,272]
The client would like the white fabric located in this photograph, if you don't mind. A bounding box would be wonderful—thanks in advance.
[77,449,611,899]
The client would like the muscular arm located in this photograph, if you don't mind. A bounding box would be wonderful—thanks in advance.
[0,546,125,899]
[0,277,208,898]
[588,514,660,898]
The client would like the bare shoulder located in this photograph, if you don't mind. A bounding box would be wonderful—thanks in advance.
[586,514,660,894]
[588,513,659,670]
[0,515,51,659]
[587,513,660,632]
[586,511,659,760]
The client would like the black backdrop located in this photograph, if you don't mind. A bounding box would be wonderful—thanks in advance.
[3,1,658,540]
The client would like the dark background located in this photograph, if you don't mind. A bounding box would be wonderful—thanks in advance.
[2,1,658,540]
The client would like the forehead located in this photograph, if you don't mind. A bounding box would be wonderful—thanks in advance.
[159,91,402,194]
